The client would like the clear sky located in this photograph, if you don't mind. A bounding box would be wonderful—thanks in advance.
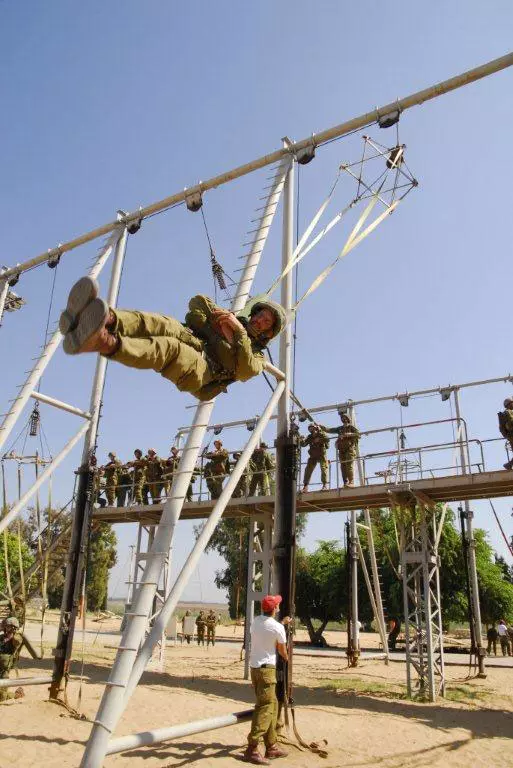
[1,2,513,603]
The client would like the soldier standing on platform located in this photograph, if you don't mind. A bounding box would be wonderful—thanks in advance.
[163,446,198,501]
[196,610,206,646]
[90,455,106,508]
[101,452,122,506]
[144,448,165,504]
[231,451,250,498]
[203,440,230,500]
[498,398,513,469]
[206,609,218,647]
[126,449,146,505]
[321,412,361,488]
[301,425,329,493]
[249,443,275,497]
[117,460,132,507]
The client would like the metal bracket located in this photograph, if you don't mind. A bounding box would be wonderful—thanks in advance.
[185,189,203,212]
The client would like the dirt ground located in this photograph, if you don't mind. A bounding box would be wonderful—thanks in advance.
[2,626,513,768]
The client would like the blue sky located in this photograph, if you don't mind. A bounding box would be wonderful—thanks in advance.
[1,2,513,602]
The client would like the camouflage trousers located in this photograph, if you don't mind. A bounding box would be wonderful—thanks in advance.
[108,310,215,399]
[197,627,205,645]
[0,656,13,703]
[303,457,328,487]
[207,626,216,646]
[339,451,356,485]
[249,471,270,497]
[248,667,278,748]
[105,482,117,506]
[206,477,224,500]
[144,481,165,504]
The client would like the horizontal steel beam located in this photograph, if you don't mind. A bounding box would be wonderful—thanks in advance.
[30,391,91,420]
[106,709,253,756]
[0,676,54,688]
[92,469,513,523]
[3,52,513,281]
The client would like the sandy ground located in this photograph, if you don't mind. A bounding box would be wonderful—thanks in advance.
[2,625,513,768]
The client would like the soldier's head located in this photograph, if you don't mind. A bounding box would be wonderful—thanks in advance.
[170,446,179,456]
[147,448,156,457]
[308,424,316,434]
[260,442,268,450]
[340,413,350,424]
[199,610,204,616]
[5,616,19,631]
[134,449,142,458]
[505,398,513,409]
[185,610,191,616]
[108,452,116,460]
[242,298,287,347]
[214,440,223,449]
[90,454,98,466]
[233,452,242,460]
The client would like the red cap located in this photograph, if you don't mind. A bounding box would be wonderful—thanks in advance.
[261,594,282,613]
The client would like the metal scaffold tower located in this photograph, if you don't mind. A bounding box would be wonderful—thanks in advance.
[0,50,511,765]
[398,495,446,700]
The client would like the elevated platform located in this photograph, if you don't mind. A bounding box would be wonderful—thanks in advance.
[92,469,513,525]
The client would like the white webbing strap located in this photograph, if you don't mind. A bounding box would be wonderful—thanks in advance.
[294,194,400,310]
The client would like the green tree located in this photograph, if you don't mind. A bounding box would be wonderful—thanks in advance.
[475,531,513,623]
[295,540,346,646]
[86,523,117,612]
[0,529,34,598]
[24,506,72,609]
[201,513,306,619]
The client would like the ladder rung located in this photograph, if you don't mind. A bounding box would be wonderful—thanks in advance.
[117,646,139,652]
[105,681,127,688]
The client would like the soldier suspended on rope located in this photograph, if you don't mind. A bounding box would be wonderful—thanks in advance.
[301,424,330,493]
[321,413,360,488]
[0,617,24,704]
[499,398,513,470]
[59,277,287,402]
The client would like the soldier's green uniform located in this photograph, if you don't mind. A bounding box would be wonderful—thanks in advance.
[323,415,360,487]
[231,452,250,498]
[301,425,330,491]
[117,465,132,506]
[143,449,165,504]
[500,399,513,470]
[102,453,122,506]
[203,441,230,500]
[0,618,23,703]
[248,443,275,497]
[206,610,217,647]
[126,450,146,504]
[163,448,198,501]
[105,295,285,400]
[196,611,206,646]
[90,456,106,508]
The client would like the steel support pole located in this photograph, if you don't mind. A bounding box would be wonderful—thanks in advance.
[106,710,254,756]
[81,160,290,768]
[349,509,359,663]
[453,388,485,675]
[272,152,295,707]
[0,676,55,688]
[50,225,128,699]
[124,384,285,703]
[0,229,121,455]
[0,422,89,536]
[3,53,513,281]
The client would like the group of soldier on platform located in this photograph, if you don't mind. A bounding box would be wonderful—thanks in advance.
[90,411,361,508]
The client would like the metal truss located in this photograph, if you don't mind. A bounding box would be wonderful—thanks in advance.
[400,494,446,701]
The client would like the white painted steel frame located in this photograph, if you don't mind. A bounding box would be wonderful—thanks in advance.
[2,53,513,282]
[80,158,291,767]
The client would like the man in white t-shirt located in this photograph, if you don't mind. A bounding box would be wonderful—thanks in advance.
[497,619,511,656]
[243,594,290,765]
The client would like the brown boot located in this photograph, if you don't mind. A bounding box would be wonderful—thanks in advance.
[265,744,288,759]
[242,746,270,765]
[59,275,99,334]
[63,298,111,355]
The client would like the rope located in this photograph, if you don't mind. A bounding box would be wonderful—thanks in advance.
[37,261,59,393]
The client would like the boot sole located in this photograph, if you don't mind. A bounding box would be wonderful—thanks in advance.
[59,276,99,335]
[63,298,108,355]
